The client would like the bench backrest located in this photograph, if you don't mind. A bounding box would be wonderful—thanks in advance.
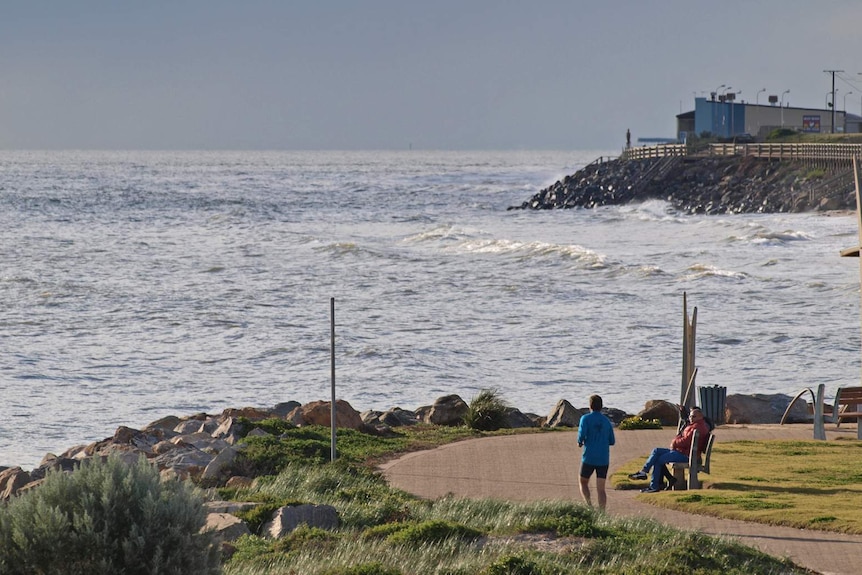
[836,386,862,408]
[688,428,715,473]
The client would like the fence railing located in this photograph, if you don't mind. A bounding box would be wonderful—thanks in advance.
[621,142,862,167]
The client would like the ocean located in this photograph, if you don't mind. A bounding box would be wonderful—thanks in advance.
[1,149,860,469]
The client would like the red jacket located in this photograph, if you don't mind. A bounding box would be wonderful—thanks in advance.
[671,419,710,456]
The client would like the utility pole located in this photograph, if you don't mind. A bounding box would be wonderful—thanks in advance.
[824,69,845,133]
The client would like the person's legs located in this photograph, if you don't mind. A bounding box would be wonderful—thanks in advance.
[579,475,592,506]
[579,463,595,507]
[643,447,670,473]
[594,465,609,510]
[647,450,689,491]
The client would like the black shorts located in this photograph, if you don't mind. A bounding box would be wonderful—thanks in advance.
[580,462,609,479]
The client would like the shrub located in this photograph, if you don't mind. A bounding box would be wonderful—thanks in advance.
[0,455,219,575]
[464,388,509,431]
[619,416,663,430]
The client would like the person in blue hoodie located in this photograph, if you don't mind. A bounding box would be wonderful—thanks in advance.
[577,394,616,510]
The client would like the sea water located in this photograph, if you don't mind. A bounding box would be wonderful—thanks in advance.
[1,150,859,469]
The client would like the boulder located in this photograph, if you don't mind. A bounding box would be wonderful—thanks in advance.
[153,446,215,480]
[212,416,244,444]
[204,513,251,543]
[379,408,420,427]
[423,395,468,426]
[289,400,364,430]
[262,504,339,538]
[142,415,182,436]
[601,407,631,426]
[0,467,31,500]
[502,407,537,429]
[725,393,808,424]
[202,446,239,482]
[272,401,301,418]
[221,407,273,421]
[638,400,680,426]
[545,400,585,428]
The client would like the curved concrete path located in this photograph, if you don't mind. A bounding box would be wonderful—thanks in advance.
[381,424,862,575]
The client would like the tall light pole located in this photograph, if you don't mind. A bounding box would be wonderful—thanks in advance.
[781,90,790,127]
[845,91,854,111]
[713,84,726,100]
[756,88,766,105]
[825,69,845,133]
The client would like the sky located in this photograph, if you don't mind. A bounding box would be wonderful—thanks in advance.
[2,1,862,151]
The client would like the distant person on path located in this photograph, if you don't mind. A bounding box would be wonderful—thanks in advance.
[628,406,711,493]
[577,394,615,510]
[626,128,631,148]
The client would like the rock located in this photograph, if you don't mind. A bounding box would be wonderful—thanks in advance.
[272,401,301,418]
[423,395,468,426]
[221,407,273,421]
[638,400,680,426]
[379,408,420,427]
[0,467,31,500]
[202,446,239,482]
[142,415,182,435]
[204,512,251,543]
[545,400,585,428]
[212,416,244,444]
[153,446,215,480]
[725,393,808,424]
[601,407,631,426]
[262,504,340,538]
[290,400,364,430]
[502,407,537,428]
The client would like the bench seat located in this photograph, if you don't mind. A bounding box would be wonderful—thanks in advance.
[671,429,715,490]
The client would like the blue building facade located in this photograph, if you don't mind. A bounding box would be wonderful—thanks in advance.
[694,98,745,138]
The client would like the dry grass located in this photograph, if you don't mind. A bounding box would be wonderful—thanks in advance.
[613,439,862,533]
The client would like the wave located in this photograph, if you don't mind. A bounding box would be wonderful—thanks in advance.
[682,263,748,281]
[453,238,608,268]
[727,226,812,245]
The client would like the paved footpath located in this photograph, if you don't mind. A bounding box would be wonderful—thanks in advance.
[380,424,862,575]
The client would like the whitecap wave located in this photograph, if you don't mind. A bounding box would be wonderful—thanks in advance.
[454,238,608,268]
[682,263,748,281]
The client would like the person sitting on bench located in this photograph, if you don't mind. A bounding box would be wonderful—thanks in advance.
[628,406,711,493]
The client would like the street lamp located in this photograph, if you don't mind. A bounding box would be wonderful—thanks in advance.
[844,91,854,111]
[756,88,766,105]
[781,90,790,127]
[713,84,726,100]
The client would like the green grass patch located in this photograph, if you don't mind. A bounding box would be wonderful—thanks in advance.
[614,439,862,533]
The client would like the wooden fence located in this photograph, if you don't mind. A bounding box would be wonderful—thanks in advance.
[622,142,862,167]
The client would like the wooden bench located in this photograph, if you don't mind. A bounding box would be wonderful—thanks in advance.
[671,428,715,490]
[834,386,862,439]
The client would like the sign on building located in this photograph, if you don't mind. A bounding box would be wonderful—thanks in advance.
[802,115,821,133]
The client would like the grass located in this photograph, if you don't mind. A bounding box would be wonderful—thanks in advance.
[220,464,808,575]
[215,425,815,574]
[613,439,862,533]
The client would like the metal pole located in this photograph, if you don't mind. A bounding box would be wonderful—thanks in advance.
[330,297,336,462]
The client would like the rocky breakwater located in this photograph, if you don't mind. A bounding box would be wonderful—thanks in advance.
[509,155,855,214]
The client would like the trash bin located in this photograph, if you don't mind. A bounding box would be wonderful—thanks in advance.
[698,385,726,425]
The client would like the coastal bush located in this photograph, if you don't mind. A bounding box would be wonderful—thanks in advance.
[0,455,219,575]
[464,388,509,431]
[619,416,663,430]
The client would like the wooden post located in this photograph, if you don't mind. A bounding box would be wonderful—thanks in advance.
[330,297,337,462]
[680,293,697,410]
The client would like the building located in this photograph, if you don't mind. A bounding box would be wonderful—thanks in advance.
[676,95,860,141]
